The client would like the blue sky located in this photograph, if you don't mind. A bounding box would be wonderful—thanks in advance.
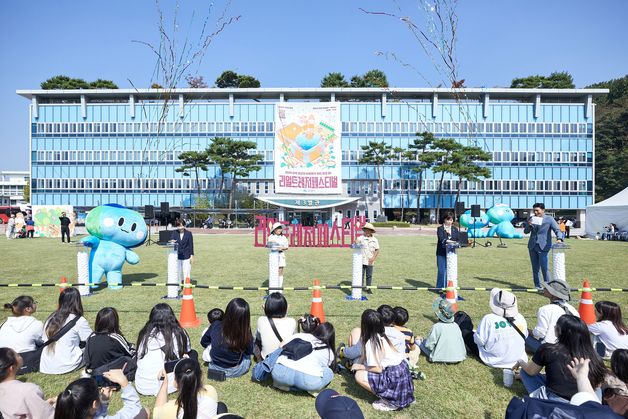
[1,0,626,171]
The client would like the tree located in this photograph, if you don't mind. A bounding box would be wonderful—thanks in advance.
[207,137,234,203]
[320,72,349,88]
[359,141,394,216]
[215,70,261,88]
[392,147,407,221]
[23,181,30,203]
[421,138,461,223]
[41,75,118,89]
[449,146,492,219]
[89,79,119,89]
[223,141,262,212]
[405,131,436,223]
[511,71,575,89]
[150,83,164,89]
[351,69,389,88]
[176,151,210,199]
[185,75,208,88]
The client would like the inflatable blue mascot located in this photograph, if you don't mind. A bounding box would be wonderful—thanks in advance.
[460,210,490,238]
[486,204,524,239]
[81,204,147,289]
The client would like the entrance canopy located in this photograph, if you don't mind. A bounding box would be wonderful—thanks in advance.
[256,195,360,210]
[585,187,628,236]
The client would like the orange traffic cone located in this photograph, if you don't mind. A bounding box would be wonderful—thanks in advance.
[578,279,596,325]
[310,279,326,323]
[179,277,201,328]
[59,276,69,293]
[445,280,458,312]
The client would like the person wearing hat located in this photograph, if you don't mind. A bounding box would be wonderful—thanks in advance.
[315,389,364,419]
[267,222,289,293]
[354,223,379,294]
[466,288,529,368]
[524,202,564,289]
[417,297,466,364]
[526,279,579,353]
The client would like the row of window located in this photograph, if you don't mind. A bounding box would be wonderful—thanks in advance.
[34,121,592,136]
[33,150,274,163]
[341,150,591,164]
[33,178,591,193]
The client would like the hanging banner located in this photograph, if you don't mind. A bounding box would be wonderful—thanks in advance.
[275,102,341,194]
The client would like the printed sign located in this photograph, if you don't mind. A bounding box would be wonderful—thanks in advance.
[254,216,366,248]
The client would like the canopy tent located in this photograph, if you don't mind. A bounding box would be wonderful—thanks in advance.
[585,186,628,236]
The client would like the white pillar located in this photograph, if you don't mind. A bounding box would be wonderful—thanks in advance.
[446,244,459,300]
[77,250,91,296]
[350,245,364,300]
[167,246,179,298]
[268,247,281,294]
[552,245,567,281]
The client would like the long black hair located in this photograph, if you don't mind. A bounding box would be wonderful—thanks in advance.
[611,349,628,384]
[554,315,607,387]
[359,309,392,365]
[137,303,189,360]
[94,307,122,335]
[222,298,252,352]
[0,347,19,382]
[45,287,84,350]
[595,301,628,335]
[54,378,99,419]
[174,358,203,419]
[3,295,36,316]
[312,322,337,371]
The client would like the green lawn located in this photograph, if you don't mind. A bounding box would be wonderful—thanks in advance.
[1,235,626,418]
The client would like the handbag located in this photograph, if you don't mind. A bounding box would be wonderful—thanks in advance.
[251,347,283,382]
[281,338,327,361]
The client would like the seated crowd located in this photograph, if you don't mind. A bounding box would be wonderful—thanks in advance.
[0,281,627,418]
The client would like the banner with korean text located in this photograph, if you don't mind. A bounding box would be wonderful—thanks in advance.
[274,102,341,194]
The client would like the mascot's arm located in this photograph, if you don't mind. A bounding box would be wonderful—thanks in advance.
[125,249,140,265]
[487,225,497,238]
[81,236,100,248]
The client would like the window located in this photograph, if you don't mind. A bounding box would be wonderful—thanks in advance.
[224,122,231,132]
[233,122,241,132]
[376,122,383,133]
[94,123,101,133]
[502,123,510,133]
[384,123,391,133]
[536,123,543,133]
[511,123,518,133]
[350,122,358,132]
[494,123,502,133]
[485,123,493,133]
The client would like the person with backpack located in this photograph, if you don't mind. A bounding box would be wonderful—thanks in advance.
[526,280,579,353]
[135,304,193,396]
[254,293,296,361]
[0,296,44,372]
[270,322,336,394]
[83,307,136,378]
[40,288,93,374]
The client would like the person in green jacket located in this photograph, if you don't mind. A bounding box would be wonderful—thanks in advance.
[418,298,467,363]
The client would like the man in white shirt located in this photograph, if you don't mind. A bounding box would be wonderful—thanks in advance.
[526,279,579,353]
[355,223,379,294]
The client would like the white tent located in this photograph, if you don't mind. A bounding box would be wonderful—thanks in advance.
[585,186,628,237]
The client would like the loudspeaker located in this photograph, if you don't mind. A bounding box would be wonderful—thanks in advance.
[144,205,154,219]
[459,231,469,247]
[160,202,170,214]
[158,230,171,244]
[471,204,481,218]
[455,201,466,215]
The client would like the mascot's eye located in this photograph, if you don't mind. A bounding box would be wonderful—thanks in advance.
[118,217,125,226]
[131,223,137,232]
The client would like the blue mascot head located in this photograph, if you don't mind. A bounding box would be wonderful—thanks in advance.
[460,210,489,229]
[85,204,147,248]
[486,204,515,224]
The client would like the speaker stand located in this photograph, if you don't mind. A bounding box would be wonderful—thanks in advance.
[145,219,159,246]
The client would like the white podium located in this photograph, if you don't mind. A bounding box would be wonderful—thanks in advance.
[446,242,461,300]
[346,243,367,301]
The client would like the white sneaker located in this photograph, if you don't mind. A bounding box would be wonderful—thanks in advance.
[372,399,398,411]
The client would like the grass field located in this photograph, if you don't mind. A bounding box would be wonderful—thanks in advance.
[1,234,627,418]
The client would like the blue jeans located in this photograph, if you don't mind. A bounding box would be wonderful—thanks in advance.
[343,342,362,362]
[529,246,550,288]
[525,335,543,354]
[520,370,546,395]
[271,363,334,391]
[436,254,447,290]
[209,357,251,378]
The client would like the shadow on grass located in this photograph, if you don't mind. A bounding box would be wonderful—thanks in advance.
[336,371,375,404]
[488,367,526,396]
[474,277,525,290]
[123,273,159,284]
[338,280,352,297]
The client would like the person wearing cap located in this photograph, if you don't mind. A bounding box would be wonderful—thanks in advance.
[267,222,289,293]
[467,288,529,368]
[526,279,579,353]
[6,213,16,239]
[435,212,459,293]
[523,202,564,289]
[315,389,364,419]
[354,223,379,294]
[418,297,466,364]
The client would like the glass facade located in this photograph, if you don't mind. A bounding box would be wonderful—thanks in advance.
[22,89,598,211]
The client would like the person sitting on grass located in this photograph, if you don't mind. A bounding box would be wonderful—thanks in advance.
[40,288,93,375]
[201,298,254,378]
[135,304,193,396]
[393,306,420,367]
[351,309,415,412]
[200,308,224,363]
[254,293,296,361]
[588,301,628,359]
[603,349,628,417]
[54,368,147,419]
[0,295,44,373]
[513,315,607,402]
[84,307,136,377]
[418,297,466,364]
[526,280,579,353]
[270,322,336,394]
[0,347,55,419]
[154,358,228,419]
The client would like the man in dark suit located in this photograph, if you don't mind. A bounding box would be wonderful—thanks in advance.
[523,203,564,289]
[170,219,194,285]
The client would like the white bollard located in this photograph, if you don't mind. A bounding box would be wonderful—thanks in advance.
[268,244,281,294]
[77,250,91,296]
[166,244,179,299]
[348,244,365,300]
[551,243,569,282]
[446,243,460,300]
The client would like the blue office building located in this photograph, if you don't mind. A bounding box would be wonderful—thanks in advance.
[18,87,607,223]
